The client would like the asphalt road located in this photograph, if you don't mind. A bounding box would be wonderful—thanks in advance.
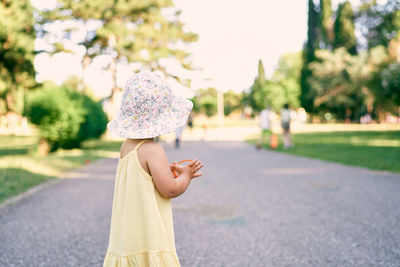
[0,141,399,267]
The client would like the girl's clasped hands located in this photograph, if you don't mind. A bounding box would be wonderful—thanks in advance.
[170,159,204,179]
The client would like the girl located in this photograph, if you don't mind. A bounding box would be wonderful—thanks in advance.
[103,71,204,267]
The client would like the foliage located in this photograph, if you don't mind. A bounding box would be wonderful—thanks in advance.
[319,0,333,48]
[305,0,320,61]
[0,0,36,115]
[271,52,302,109]
[334,1,357,54]
[248,79,266,112]
[300,0,320,114]
[248,54,301,113]
[357,0,400,49]
[37,0,198,98]
[380,63,400,106]
[24,84,107,151]
[248,59,288,113]
[247,60,267,112]
[67,91,108,148]
[24,86,85,151]
[308,48,368,120]
[223,90,242,116]
[301,0,399,119]
[253,81,286,112]
[366,45,400,116]
[193,88,218,117]
[201,96,218,117]
[257,58,266,84]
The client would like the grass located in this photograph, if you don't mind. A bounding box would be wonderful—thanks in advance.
[2,128,399,203]
[249,130,400,173]
[0,136,123,203]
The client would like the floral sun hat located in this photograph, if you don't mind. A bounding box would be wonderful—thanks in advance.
[107,71,193,139]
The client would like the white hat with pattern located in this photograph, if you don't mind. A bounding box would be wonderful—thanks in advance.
[107,71,193,139]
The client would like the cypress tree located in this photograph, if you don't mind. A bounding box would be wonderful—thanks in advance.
[334,1,357,55]
[320,0,333,49]
[248,59,267,112]
[300,0,320,114]
[258,59,266,84]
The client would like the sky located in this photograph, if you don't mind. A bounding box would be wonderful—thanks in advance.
[32,0,363,97]
[175,0,309,92]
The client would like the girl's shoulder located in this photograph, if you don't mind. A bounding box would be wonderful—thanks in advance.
[137,140,167,158]
[120,139,162,159]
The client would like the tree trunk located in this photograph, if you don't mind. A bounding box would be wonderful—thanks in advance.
[217,90,224,126]
[108,34,118,101]
[38,138,51,156]
[345,107,351,123]
[378,110,385,123]
[80,54,91,92]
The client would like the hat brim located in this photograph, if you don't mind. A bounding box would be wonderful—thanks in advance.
[107,96,193,139]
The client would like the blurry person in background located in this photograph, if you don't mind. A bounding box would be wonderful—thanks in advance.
[257,107,271,150]
[175,125,185,149]
[360,113,372,124]
[281,103,292,149]
[187,112,194,134]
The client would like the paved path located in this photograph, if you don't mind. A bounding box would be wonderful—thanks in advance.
[1,141,399,266]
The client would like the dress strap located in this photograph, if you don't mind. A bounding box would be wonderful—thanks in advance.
[134,139,150,151]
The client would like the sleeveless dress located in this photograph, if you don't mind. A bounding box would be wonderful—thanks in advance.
[103,140,180,267]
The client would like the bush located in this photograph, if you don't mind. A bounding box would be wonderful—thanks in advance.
[193,88,218,117]
[224,90,242,116]
[24,85,107,152]
[65,91,108,148]
[200,95,217,117]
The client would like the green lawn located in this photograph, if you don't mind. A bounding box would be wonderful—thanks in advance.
[250,130,400,173]
[0,136,122,203]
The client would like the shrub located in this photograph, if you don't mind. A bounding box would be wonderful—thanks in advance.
[224,90,242,116]
[200,95,218,117]
[24,85,107,152]
[64,91,108,148]
[193,88,218,117]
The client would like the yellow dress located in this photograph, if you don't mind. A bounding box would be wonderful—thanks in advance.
[103,140,180,267]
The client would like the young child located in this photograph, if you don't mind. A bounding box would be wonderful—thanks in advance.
[103,71,204,267]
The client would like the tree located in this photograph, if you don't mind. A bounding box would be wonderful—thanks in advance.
[300,0,320,114]
[320,0,333,48]
[365,45,400,119]
[272,52,302,109]
[249,60,286,112]
[305,0,320,62]
[249,55,301,113]
[223,90,242,116]
[194,88,218,117]
[248,59,268,112]
[334,1,357,54]
[254,81,286,112]
[357,0,400,49]
[257,58,266,84]
[0,0,36,115]
[308,48,368,120]
[380,63,400,106]
[38,0,198,100]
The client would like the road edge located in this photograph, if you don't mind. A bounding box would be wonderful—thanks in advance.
[0,178,64,210]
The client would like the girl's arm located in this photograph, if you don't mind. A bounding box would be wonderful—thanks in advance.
[143,142,203,198]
